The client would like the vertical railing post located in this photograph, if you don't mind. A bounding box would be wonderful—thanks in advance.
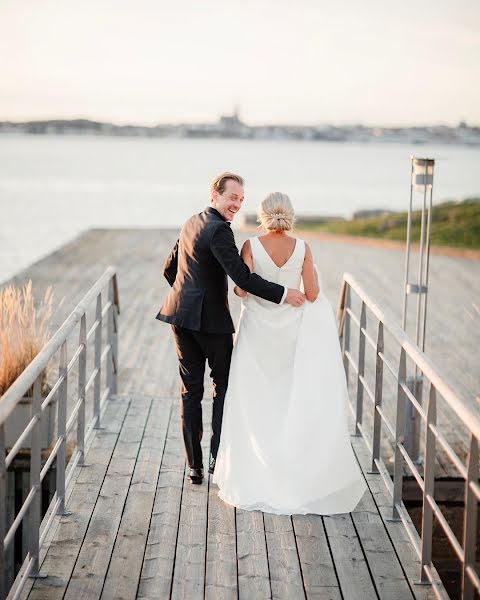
[56,342,70,516]
[94,294,102,428]
[107,280,114,397]
[342,286,351,382]
[391,348,407,521]
[462,434,479,600]
[370,321,384,473]
[420,384,436,583]
[29,378,42,571]
[112,274,119,396]
[28,377,46,580]
[355,302,366,435]
[111,276,119,396]
[0,421,6,600]
[77,314,87,466]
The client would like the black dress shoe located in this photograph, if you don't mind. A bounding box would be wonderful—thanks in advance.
[189,467,204,484]
[208,457,216,475]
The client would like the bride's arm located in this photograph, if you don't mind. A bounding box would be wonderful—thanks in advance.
[234,240,252,297]
[302,242,320,301]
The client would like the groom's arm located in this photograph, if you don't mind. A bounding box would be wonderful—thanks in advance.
[210,224,284,304]
[163,239,179,287]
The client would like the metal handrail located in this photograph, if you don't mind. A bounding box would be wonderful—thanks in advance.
[338,274,480,439]
[337,272,479,600]
[0,267,119,424]
[0,268,119,600]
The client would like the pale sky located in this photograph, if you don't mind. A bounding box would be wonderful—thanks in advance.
[1,0,479,126]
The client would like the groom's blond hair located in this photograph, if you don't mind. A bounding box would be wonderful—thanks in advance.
[210,172,244,198]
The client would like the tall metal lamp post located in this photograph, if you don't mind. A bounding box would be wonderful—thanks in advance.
[402,157,435,462]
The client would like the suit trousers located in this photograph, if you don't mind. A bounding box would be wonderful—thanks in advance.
[171,325,233,469]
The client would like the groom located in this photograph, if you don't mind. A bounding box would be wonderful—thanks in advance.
[156,172,306,483]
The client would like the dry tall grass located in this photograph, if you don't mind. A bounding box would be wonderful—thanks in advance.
[0,281,53,398]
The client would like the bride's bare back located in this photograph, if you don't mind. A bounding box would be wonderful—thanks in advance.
[237,232,319,302]
[258,233,297,268]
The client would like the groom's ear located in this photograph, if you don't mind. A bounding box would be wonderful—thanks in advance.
[211,190,217,203]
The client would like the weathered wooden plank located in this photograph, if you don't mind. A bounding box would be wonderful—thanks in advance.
[137,401,185,599]
[100,397,172,600]
[24,396,131,600]
[205,481,237,600]
[236,509,271,600]
[263,514,306,600]
[170,400,213,600]
[351,484,415,599]
[60,396,153,600]
[322,512,377,600]
[292,514,342,600]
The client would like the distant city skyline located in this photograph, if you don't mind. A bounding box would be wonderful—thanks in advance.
[3,114,479,148]
[1,112,479,129]
[1,0,479,126]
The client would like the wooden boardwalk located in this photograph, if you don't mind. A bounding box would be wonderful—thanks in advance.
[4,226,474,599]
[11,391,440,600]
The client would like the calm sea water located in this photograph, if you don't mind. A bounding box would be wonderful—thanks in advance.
[1,134,479,282]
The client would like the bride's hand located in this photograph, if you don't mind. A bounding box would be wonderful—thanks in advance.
[285,288,306,306]
[234,285,247,297]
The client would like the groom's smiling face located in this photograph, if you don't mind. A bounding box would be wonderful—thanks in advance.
[211,180,244,222]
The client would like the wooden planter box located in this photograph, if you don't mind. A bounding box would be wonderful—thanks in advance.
[5,397,56,450]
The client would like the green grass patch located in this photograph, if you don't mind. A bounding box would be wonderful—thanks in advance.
[299,198,480,249]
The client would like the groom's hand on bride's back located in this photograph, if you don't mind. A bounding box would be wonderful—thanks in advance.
[285,289,306,306]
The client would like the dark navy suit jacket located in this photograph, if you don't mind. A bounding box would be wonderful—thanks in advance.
[156,206,284,333]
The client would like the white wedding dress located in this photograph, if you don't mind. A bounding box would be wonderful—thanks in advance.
[212,236,367,515]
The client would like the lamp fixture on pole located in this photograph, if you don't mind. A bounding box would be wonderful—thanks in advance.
[402,157,435,462]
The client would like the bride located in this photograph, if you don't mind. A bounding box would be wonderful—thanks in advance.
[212,192,367,515]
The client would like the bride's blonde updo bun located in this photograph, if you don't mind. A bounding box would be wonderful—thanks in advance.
[258,192,295,231]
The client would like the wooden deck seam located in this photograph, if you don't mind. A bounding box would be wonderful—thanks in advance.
[320,516,343,599]
[347,511,381,600]
[234,508,240,600]
[167,430,187,600]
[290,516,308,599]
[203,469,211,600]
[262,512,274,600]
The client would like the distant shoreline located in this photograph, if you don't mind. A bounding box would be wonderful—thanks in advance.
[1,117,479,146]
